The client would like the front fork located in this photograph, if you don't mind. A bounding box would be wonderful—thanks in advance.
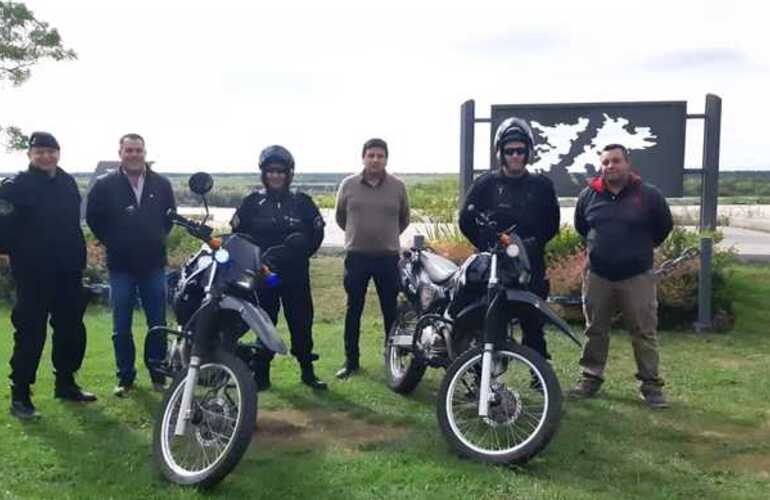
[478,253,500,419]
[174,356,201,436]
[173,295,218,436]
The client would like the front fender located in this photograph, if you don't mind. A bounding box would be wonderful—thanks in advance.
[505,289,582,347]
[219,296,288,354]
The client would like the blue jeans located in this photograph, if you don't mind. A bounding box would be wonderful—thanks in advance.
[110,268,167,384]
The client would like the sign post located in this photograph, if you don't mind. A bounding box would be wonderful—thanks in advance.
[460,95,722,331]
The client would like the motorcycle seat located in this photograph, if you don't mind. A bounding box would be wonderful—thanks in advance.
[419,252,459,284]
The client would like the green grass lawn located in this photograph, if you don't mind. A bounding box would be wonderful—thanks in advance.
[1,259,769,499]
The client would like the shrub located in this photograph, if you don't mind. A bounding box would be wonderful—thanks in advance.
[166,226,203,269]
[543,226,739,331]
[545,225,584,263]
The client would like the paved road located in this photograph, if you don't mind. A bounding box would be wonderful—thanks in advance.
[179,206,770,261]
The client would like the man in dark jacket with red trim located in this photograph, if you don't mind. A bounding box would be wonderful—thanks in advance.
[571,144,673,408]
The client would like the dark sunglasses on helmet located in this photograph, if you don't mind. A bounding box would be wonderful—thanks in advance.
[264,167,288,174]
[502,147,528,157]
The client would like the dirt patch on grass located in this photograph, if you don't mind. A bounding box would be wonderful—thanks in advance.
[251,408,409,453]
[711,357,754,369]
[716,453,770,479]
[677,417,770,479]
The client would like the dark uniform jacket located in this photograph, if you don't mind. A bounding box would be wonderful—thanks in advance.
[0,166,86,275]
[86,167,175,275]
[231,188,324,274]
[575,173,673,282]
[459,169,560,277]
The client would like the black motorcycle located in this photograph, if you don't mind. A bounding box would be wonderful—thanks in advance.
[150,173,290,488]
[384,208,581,464]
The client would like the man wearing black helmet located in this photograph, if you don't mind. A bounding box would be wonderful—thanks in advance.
[459,117,560,362]
[231,145,327,391]
[0,132,96,420]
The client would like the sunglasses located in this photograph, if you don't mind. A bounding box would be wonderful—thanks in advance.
[503,147,528,157]
[264,169,288,175]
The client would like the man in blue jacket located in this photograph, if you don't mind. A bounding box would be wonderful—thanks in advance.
[571,144,673,408]
[86,133,176,397]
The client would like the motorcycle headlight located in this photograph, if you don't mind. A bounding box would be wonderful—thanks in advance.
[214,248,230,264]
[505,243,520,258]
[234,270,257,291]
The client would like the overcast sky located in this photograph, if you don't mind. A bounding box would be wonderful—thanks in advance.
[1,0,767,173]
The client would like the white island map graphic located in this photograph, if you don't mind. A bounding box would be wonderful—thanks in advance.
[530,114,658,174]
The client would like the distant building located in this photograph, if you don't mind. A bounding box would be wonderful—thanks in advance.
[80,161,120,218]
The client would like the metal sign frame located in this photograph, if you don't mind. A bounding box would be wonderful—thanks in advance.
[459,94,722,331]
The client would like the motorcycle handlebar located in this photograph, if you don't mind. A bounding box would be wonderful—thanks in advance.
[167,209,214,242]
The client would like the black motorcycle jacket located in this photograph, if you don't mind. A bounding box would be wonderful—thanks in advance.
[231,188,324,271]
[459,169,560,277]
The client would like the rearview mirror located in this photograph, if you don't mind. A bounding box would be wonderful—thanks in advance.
[188,172,213,195]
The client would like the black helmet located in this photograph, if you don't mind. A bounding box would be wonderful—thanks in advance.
[493,117,537,165]
[258,145,294,188]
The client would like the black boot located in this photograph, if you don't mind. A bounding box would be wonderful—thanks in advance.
[10,384,39,420]
[300,362,327,391]
[254,360,271,392]
[54,373,97,402]
[335,361,360,380]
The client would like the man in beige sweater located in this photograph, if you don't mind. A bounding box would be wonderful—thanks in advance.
[334,138,410,379]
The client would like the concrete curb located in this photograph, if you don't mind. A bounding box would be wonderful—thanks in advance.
[729,217,770,234]
[735,254,770,264]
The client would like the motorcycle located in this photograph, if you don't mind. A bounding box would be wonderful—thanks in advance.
[150,172,290,488]
[384,206,581,464]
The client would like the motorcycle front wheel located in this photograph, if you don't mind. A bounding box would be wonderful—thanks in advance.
[437,341,562,465]
[153,349,257,488]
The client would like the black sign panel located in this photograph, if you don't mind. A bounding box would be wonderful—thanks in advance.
[490,101,687,196]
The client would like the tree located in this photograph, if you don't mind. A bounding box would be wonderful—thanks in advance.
[1,1,76,150]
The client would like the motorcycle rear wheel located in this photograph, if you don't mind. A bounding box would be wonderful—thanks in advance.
[384,301,427,394]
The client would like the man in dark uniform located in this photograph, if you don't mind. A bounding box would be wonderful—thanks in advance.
[459,117,560,361]
[0,131,97,420]
[231,145,327,391]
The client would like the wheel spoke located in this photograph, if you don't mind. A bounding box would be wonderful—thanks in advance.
[444,348,553,457]
[158,360,247,479]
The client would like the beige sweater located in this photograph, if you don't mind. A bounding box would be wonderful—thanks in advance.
[334,172,410,255]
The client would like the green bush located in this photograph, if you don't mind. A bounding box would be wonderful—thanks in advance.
[166,226,204,269]
[545,225,584,263]
[655,226,738,330]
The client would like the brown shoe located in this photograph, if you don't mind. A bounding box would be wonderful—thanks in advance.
[568,377,602,398]
[640,389,668,409]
